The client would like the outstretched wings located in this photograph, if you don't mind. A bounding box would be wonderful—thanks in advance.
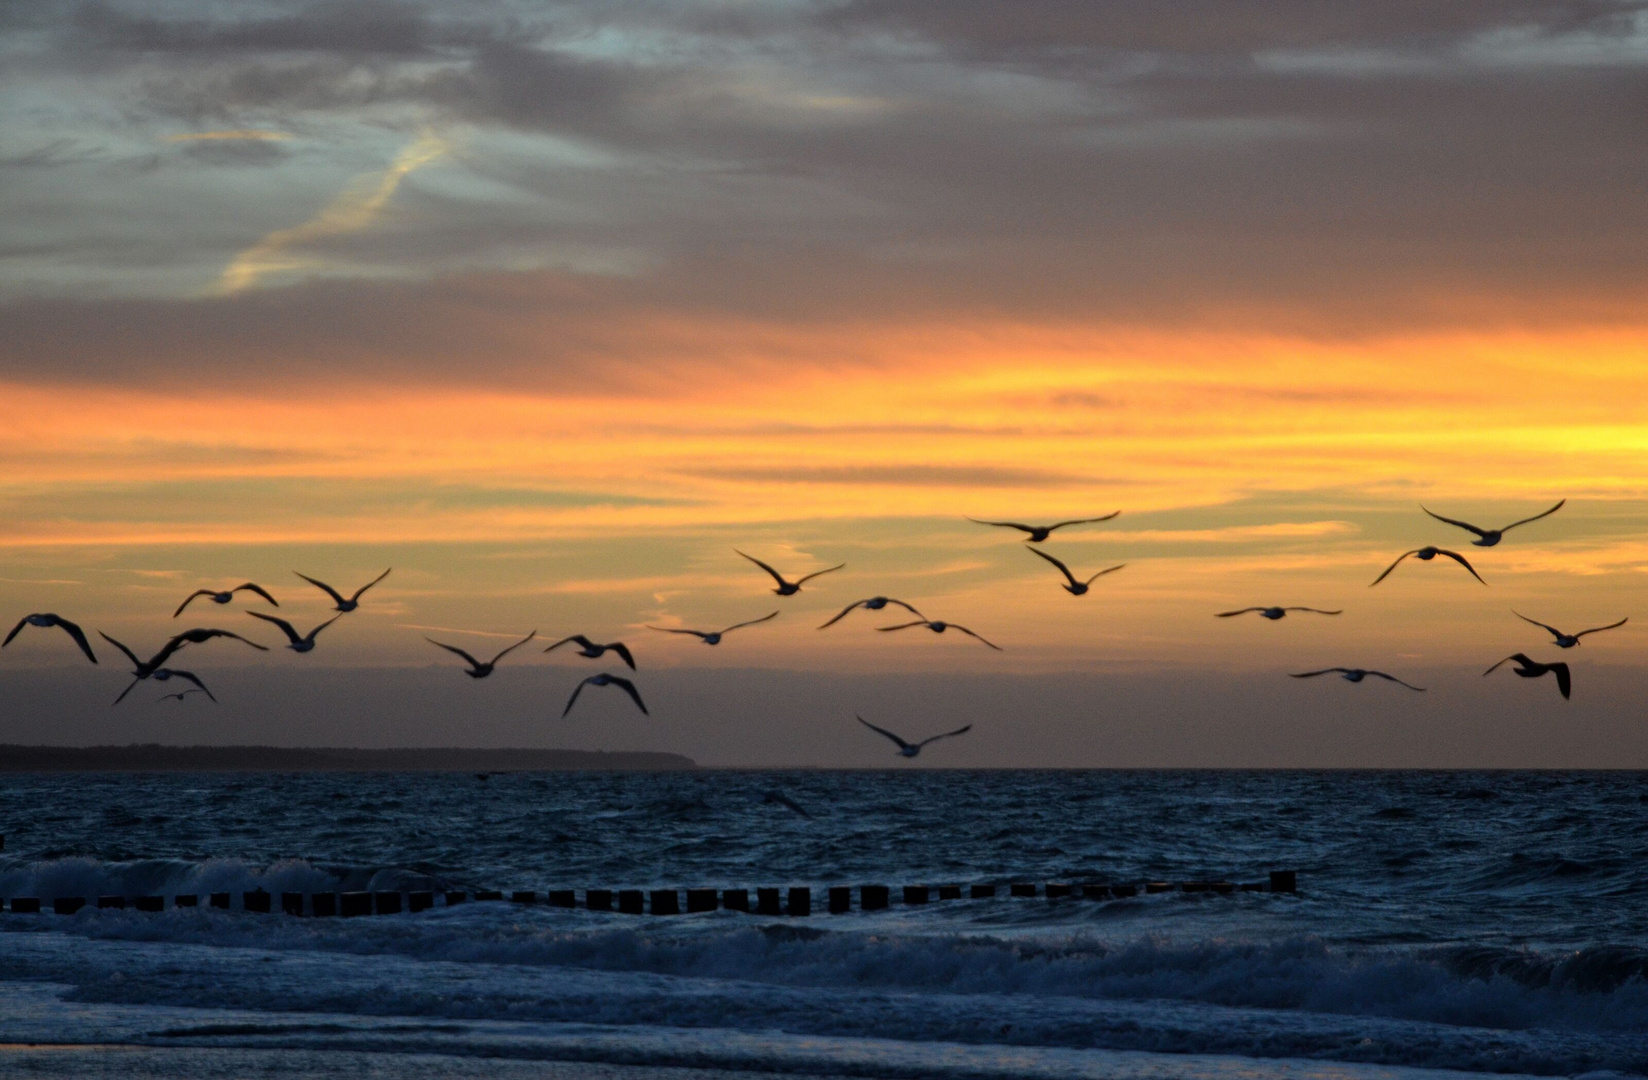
[949,624,1002,650]
[720,611,780,634]
[426,638,483,668]
[856,715,912,750]
[488,631,537,665]
[1025,545,1080,588]
[1575,617,1628,639]
[1500,499,1566,533]
[295,573,347,606]
[348,568,393,603]
[1435,549,1486,584]
[246,611,303,643]
[915,724,973,748]
[736,550,790,588]
[1364,670,1426,691]
[795,563,846,586]
[1370,550,1417,586]
[1421,507,1488,538]
[235,582,279,606]
[174,590,217,618]
[1215,608,1267,617]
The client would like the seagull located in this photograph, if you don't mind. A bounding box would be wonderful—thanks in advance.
[1422,499,1565,547]
[1371,547,1485,586]
[158,688,208,703]
[1216,606,1342,620]
[647,611,778,645]
[1513,612,1627,649]
[562,673,649,717]
[101,631,251,704]
[165,627,268,653]
[857,715,972,758]
[818,597,924,629]
[736,550,845,596]
[173,583,278,618]
[4,614,97,663]
[877,619,1001,650]
[1023,546,1124,595]
[427,631,537,678]
[1290,668,1426,691]
[99,632,188,679]
[966,512,1119,543]
[137,669,215,703]
[294,568,391,612]
[544,634,636,670]
[761,790,813,818]
[1484,653,1571,700]
[246,611,340,653]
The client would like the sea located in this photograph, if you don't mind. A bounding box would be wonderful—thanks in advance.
[0,769,1643,1079]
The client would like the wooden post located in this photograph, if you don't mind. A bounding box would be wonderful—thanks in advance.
[409,891,435,912]
[756,887,781,915]
[1045,884,1072,899]
[340,891,372,917]
[174,895,198,908]
[787,887,810,916]
[586,889,613,911]
[969,884,995,899]
[374,892,402,915]
[686,888,718,912]
[860,884,889,910]
[828,886,851,913]
[1081,884,1110,900]
[1269,870,1297,893]
[53,897,84,915]
[618,889,644,914]
[651,890,680,915]
[135,896,164,912]
[312,893,337,916]
[243,890,271,913]
[97,895,124,909]
[722,888,749,912]
[281,892,305,915]
[1010,883,1036,897]
[902,885,929,905]
[10,898,39,913]
[548,890,575,908]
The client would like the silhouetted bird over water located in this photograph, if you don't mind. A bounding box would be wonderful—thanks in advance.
[1217,606,1342,620]
[4,614,97,663]
[1371,547,1485,586]
[857,715,973,757]
[427,631,537,678]
[1023,546,1124,595]
[562,673,648,717]
[544,635,636,669]
[1291,667,1426,691]
[1484,653,1571,699]
[247,611,340,653]
[818,597,924,628]
[647,612,778,645]
[877,618,1001,650]
[736,550,845,596]
[295,568,391,612]
[174,583,278,617]
[1422,499,1565,547]
[967,512,1119,543]
[1513,612,1626,649]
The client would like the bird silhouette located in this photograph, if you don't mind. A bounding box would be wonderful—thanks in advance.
[294,568,391,612]
[1422,500,1565,547]
[1371,547,1485,586]
[760,790,813,817]
[857,715,972,758]
[427,631,537,678]
[736,550,844,596]
[1484,653,1570,699]
[136,669,214,703]
[174,583,278,617]
[818,597,924,628]
[1023,546,1124,595]
[99,632,186,679]
[877,619,1001,650]
[246,611,340,653]
[101,630,253,704]
[544,634,636,670]
[4,614,97,663]
[966,512,1119,543]
[1216,607,1342,620]
[1290,667,1425,691]
[165,627,268,653]
[562,673,648,717]
[647,612,778,645]
[157,688,208,703]
[1513,612,1626,649]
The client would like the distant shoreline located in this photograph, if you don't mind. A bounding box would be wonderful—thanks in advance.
[0,745,696,772]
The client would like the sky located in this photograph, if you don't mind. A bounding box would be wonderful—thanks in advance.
[3,0,1647,765]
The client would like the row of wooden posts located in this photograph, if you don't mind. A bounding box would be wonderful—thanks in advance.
[1,871,1297,916]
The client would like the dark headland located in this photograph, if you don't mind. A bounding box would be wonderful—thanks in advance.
[0,745,696,772]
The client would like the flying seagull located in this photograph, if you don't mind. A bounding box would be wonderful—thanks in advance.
[137,668,215,703]
[427,631,537,678]
[165,627,268,653]
[99,632,187,680]
[1484,653,1571,700]
[294,568,391,612]
[966,512,1119,543]
[1513,612,1627,649]
[818,597,924,629]
[1422,499,1565,547]
[877,619,1001,650]
[562,673,648,717]
[857,715,972,758]
[174,583,278,617]
[544,634,636,670]
[761,790,813,817]
[1216,606,1343,620]
[647,611,778,645]
[1290,667,1426,691]
[247,611,340,653]
[1023,546,1124,595]
[157,688,208,703]
[101,630,250,704]
[4,614,97,663]
[1371,547,1485,586]
[736,550,845,596]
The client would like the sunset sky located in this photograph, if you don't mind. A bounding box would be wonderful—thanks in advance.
[3,1,1647,764]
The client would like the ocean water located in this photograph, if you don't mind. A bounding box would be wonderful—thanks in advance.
[0,769,1644,1079]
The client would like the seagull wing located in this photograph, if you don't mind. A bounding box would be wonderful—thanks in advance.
[53,618,98,663]
[146,636,189,669]
[1551,662,1571,699]
[542,635,582,653]
[916,724,973,748]
[736,550,790,588]
[561,678,591,718]
[608,674,648,714]
[1437,548,1487,584]
[1048,512,1121,530]
[1083,564,1126,586]
[1024,545,1080,588]
[950,624,1003,650]
[1513,611,1564,638]
[295,573,347,607]
[246,611,302,643]
[794,563,846,586]
[168,670,216,702]
[1286,608,1343,615]
[818,601,867,629]
[305,615,343,641]
[1483,655,1520,676]
[1574,617,1628,639]
[1370,550,1417,586]
[1366,670,1426,691]
[426,638,483,668]
[887,599,925,617]
[347,567,392,603]
[174,590,214,618]
[1215,608,1265,617]
[648,626,709,638]
[1289,669,1344,678]
[721,611,780,634]
[2,615,30,647]
[112,677,142,705]
[489,631,537,665]
[609,642,637,670]
[877,620,927,632]
[204,629,269,651]
[857,715,912,750]
[1499,499,1566,533]
[98,632,143,669]
[235,583,279,606]
[966,518,1035,533]
[1421,507,1489,538]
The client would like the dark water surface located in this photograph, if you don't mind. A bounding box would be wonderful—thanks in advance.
[0,770,1644,1078]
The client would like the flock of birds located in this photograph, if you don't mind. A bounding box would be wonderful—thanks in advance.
[1,497,1621,758]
